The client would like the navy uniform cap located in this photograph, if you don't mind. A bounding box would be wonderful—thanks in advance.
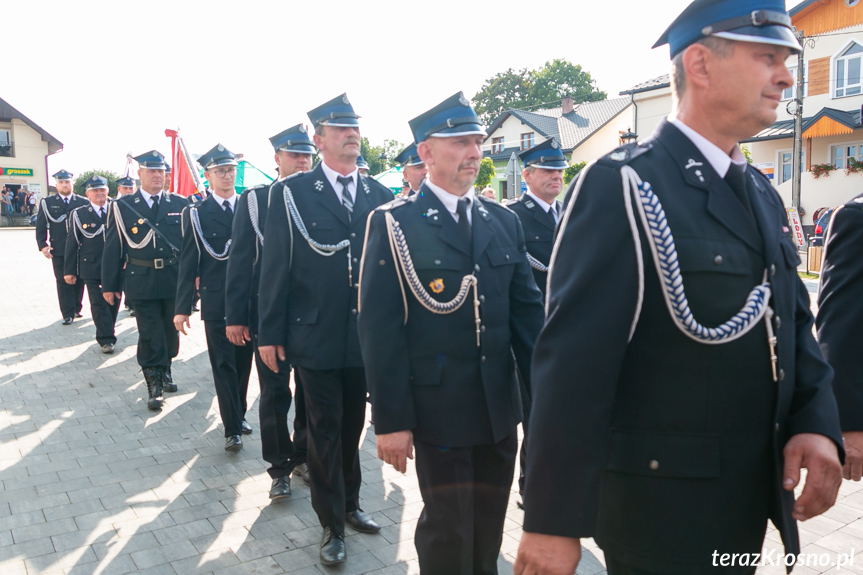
[83,175,109,190]
[308,93,360,128]
[133,150,168,170]
[409,92,486,144]
[52,169,74,181]
[269,123,317,154]
[654,0,801,58]
[165,163,171,173]
[356,155,370,170]
[518,139,568,170]
[198,144,239,170]
[116,176,135,187]
[394,143,424,167]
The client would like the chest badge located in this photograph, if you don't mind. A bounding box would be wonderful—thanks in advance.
[429,278,444,294]
[314,180,324,191]
[138,218,145,224]
[131,226,138,234]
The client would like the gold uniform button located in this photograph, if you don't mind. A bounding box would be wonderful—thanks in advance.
[649,460,660,471]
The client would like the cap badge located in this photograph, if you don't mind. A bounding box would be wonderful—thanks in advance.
[551,140,559,149]
[459,96,469,107]
[299,125,306,133]
[429,279,444,294]
[152,151,159,157]
[217,145,224,152]
[342,95,350,105]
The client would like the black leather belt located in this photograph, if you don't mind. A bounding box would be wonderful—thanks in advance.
[126,256,178,269]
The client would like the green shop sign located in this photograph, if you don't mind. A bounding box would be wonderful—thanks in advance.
[0,167,34,177]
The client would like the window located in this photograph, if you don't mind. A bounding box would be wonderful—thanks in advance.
[831,141,863,168]
[782,65,807,101]
[491,137,503,154]
[520,132,534,151]
[0,129,11,158]
[834,41,863,97]
[778,149,806,184]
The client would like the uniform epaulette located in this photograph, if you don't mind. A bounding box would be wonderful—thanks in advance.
[846,194,863,211]
[169,192,185,200]
[477,194,516,214]
[241,183,270,195]
[283,171,304,182]
[597,141,654,167]
[377,197,409,212]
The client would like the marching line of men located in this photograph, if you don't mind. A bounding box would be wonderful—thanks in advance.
[35,0,863,573]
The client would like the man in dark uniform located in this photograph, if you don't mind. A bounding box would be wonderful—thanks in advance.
[36,170,87,325]
[102,150,189,411]
[359,92,545,575]
[63,175,119,354]
[505,138,566,505]
[356,155,370,176]
[393,143,426,197]
[226,124,314,498]
[175,144,254,452]
[257,94,392,566]
[817,194,863,482]
[515,2,844,574]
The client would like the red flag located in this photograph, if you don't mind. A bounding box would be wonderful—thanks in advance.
[165,129,207,198]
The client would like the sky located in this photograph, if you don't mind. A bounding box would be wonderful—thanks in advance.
[4,0,798,179]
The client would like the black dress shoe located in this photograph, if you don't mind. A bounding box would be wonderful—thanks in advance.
[292,463,310,484]
[75,312,83,318]
[128,308,136,317]
[320,527,346,565]
[345,509,380,533]
[101,343,115,354]
[62,317,73,325]
[269,476,291,500]
[225,435,243,452]
[241,420,253,434]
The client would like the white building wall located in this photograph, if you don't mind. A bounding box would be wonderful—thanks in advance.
[482,115,549,155]
[630,87,673,141]
[570,109,632,165]
[0,118,51,195]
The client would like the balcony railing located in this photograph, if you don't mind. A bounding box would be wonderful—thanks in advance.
[0,143,13,157]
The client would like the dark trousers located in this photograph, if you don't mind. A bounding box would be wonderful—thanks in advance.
[516,365,531,495]
[84,279,119,345]
[292,368,308,464]
[414,433,517,575]
[52,257,84,318]
[130,298,179,368]
[296,366,366,532]
[204,319,253,437]
[253,334,296,478]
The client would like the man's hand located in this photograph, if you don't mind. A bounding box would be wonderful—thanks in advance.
[841,431,863,481]
[783,432,842,521]
[259,345,285,373]
[514,532,582,575]
[63,275,77,285]
[226,325,251,347]
[41,246,52,259]
[377,430,414,474]
[103,292,121,305]
[173,314,191,335]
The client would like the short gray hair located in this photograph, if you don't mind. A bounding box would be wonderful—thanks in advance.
[671,36,735,100]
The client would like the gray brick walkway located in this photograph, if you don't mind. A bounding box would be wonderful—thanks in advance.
[1,228,860,574]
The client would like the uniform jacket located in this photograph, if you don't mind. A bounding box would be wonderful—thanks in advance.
[64,203,109,280]
[176,194,234,321]
[817,192,863,431]
[35,193,88,254]
[257,163,393,369]
[507,193,560,298]
[102,190,189,301]
[522,120,843,572]
[225,183,271,329]
[358,187,545,447]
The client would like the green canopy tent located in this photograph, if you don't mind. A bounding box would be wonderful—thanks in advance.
[199,159,275,195]
[373,166,405,195]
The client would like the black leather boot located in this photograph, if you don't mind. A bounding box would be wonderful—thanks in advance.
[162,365,177,393]
[142,368,164,411]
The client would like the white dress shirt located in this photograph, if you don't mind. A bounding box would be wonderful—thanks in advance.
[425,179,473,225]
[669,117,747,178]
[213,192,237,212]
[525,190,559,223]
[139,189,163,209]
[320,161,358,206]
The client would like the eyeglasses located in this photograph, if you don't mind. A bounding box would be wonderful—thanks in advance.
[211,167,237,178]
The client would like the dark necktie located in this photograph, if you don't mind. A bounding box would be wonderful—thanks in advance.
[724,164,754,219]
[338,176,353,219]
[456,197,471,242]
[63,197,69,206]
[547,203,558,225]
[99,207,106,221]
[151,195,160,219]
[223,199,233,217]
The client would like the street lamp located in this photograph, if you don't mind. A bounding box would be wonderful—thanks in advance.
[378,152,387,171]
[620,128,638,144]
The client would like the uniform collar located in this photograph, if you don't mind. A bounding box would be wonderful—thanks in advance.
[525,190,554,213]
[424,178,473,224]
[320,161,358,201]
[211,192,237,211]
[139,188,163,205]
[90,202,107,213]
[669,117,747,178]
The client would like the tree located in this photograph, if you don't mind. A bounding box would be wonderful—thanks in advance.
[563,161,587,186]
[475,157,496,190]
[472,60,607,127]
[360,138,406,176]
[74,170,120,198]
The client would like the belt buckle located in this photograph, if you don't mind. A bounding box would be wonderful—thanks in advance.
[154,258,164,269]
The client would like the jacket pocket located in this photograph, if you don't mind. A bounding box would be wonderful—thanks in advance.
[780,238,801,268]
[606,430,720,479]
[412,249,464,271]
[288,307,318,325]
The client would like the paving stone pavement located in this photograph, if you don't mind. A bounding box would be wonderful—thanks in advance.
[0,228,860,575]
